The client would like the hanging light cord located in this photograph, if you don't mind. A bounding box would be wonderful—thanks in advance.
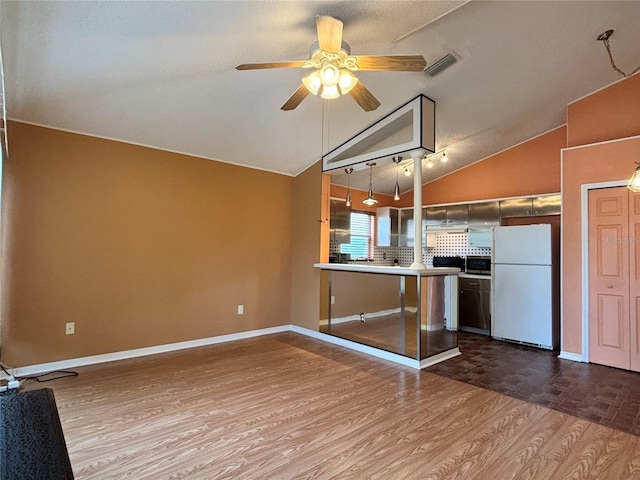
[599,33,640,78]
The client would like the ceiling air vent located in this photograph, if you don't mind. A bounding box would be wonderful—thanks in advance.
[423,52,459,78]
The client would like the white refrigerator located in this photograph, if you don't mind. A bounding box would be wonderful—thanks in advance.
[491,224,557,349]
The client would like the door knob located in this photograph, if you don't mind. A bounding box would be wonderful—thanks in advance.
[607,284,614,288]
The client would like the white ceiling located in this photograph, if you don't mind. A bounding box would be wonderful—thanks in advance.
[2,1,639,195]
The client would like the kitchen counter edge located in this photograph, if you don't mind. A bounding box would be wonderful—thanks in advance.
[314,263,460,276]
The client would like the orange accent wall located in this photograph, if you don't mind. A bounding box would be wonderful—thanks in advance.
[403,126,567,206]
[561,136,640,355]
[1,122,294,366]
[568,73,640,148]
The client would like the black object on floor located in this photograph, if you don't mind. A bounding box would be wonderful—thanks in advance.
[0,388,74,480]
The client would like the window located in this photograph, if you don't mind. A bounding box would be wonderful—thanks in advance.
[340,211,374,260]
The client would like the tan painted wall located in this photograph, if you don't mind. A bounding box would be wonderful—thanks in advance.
[1,122,294,366]
[561,137,640,355]
[289,162,323,330]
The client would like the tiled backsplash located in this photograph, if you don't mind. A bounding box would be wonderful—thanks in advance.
[375,232,491,267]
[333,233,491,267]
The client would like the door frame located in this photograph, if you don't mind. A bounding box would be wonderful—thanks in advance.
[579,180,628,363]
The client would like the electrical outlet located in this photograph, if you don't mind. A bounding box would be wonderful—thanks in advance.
[65,322,75,335]
[331,296,335,305]
[237,305,244,315]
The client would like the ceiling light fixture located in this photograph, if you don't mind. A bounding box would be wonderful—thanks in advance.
[597,30,640,78]
[302,61,359,100]
[362,162,378,206]
[344,167,353,206]
[392,156,402,201]
[628,163,640,193]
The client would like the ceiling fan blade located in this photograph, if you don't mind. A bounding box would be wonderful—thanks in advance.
[352,55,427,72]
[236,61,307,71]
[349,82,381,112]
[316,16,343,53]
[281,84,310,111]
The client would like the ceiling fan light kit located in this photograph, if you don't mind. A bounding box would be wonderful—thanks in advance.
[236,15,426,111]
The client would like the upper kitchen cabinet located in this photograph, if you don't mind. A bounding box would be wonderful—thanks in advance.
[532,195,561,216]
[468,201,500,227]
[425,204,469,228]
[425,205,446,226]
[376,207,399,247]
[500,195,561,217]
[399,208,429,247]
[330,199,351,245]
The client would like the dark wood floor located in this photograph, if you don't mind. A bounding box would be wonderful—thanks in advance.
[428,332,640,436]
[22,332,640,479]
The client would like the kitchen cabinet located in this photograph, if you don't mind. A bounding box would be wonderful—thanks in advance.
[533,195,561,216]
[500,195,561,218]
[426,205,446,226]
[376,207,399,246]
[330,199,351,245]
[399,208,428,247]
[468,201,500,227]
[426,204,469,227]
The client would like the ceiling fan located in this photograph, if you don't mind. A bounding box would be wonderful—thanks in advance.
[236,16,427,112]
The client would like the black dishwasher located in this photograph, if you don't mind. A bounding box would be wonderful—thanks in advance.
[458,277,491,335]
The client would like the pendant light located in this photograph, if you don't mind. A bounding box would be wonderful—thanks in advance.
[362,162,378,206]
[344,167,353,206]
[628,162,640,192]
[392,156,402,201]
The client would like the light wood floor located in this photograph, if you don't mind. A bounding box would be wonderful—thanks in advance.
[24,332,640,479]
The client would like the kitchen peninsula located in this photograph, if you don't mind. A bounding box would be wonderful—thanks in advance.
[314,263,461,369]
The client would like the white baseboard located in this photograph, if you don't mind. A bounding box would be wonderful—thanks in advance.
[420,347,461,368]
[558,351,585,362]
[319,307,401,326]
[290,325,422,369]
[9,325,290,378]
[6,322,459,377]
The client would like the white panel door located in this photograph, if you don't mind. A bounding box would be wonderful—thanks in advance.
[493,263,553,347]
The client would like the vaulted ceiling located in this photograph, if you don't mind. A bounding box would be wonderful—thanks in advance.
[2,1,639,194]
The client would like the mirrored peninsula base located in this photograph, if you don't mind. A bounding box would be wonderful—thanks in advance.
[315,263,461,369]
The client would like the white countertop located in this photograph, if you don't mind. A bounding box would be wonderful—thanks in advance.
[459,273,492,279]
[314,263,460,276]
